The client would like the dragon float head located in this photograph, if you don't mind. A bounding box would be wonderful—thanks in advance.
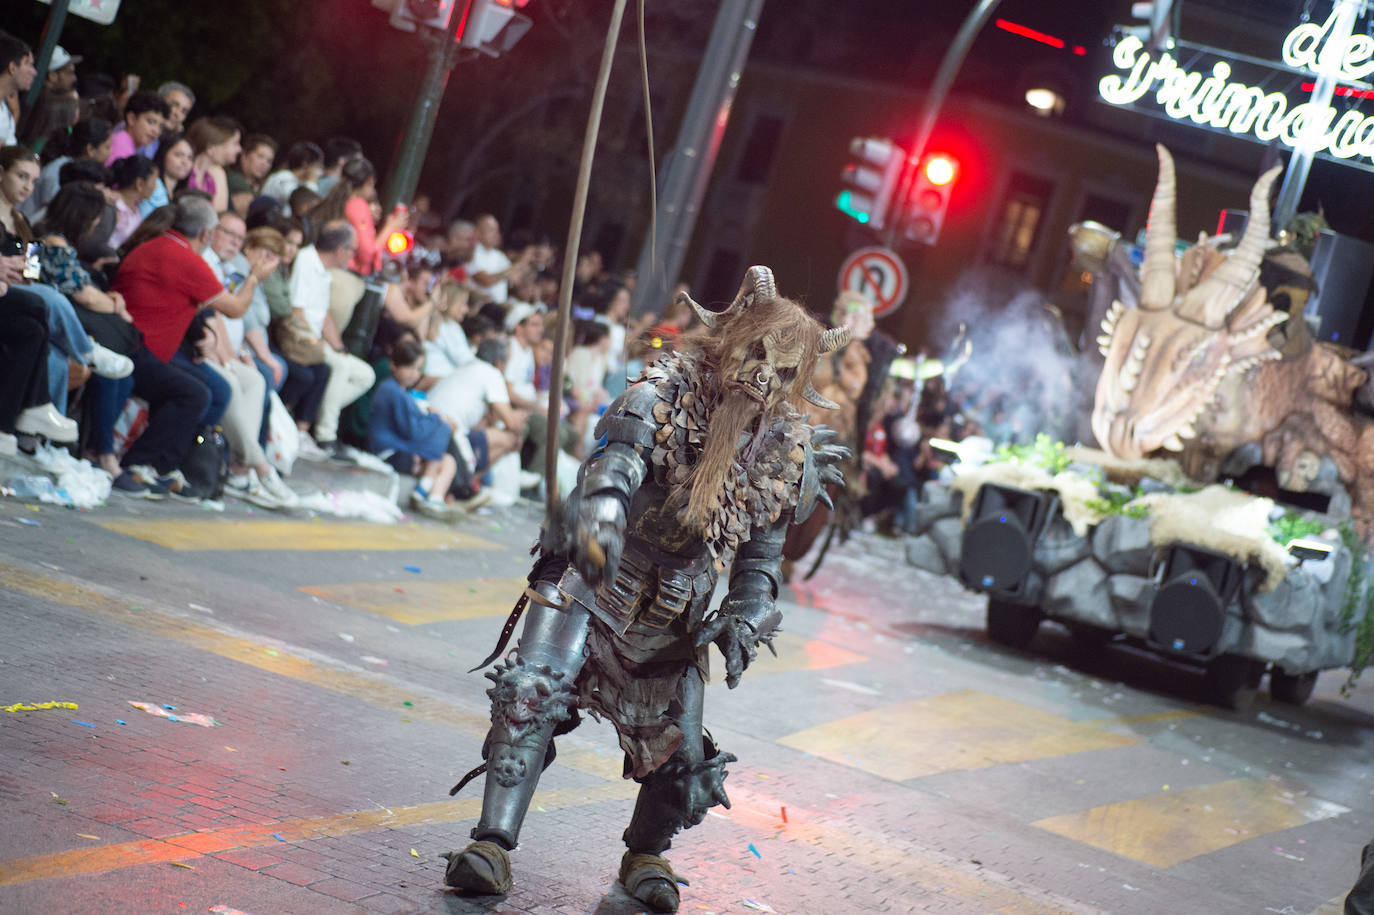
[1090,146,1288,459]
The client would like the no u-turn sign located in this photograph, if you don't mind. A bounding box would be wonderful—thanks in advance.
[838,246,909,317]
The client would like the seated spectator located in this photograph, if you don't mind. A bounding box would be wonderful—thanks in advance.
[288,218,375,455]
[260,140,323,205]
[566,319,612,455]
[194,218,295,510]
[227,133,277,218]
[315,136,361,197]
[261,216,332,460]
[107,196,270,498]
[19,87,78,155]
[185,116,242,213]
[427,335,523,481]
[368,337,479,519]
[141,131,193,217]
[311,157,407,330]
[0,32,36,148]
[151,82,195,145]
[2,152,131,410]
[39,45,79,96]
[384,260,436,335]
[23,116,112,220]
[0,276,78,455]
[422,276,474,381]
[104,91,168,167]
[107,155,156,249]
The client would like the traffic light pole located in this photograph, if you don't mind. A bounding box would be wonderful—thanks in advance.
[23,0,70,109]
[631,0,765,317]
[883,0,1002,247]
[382,0,472,212]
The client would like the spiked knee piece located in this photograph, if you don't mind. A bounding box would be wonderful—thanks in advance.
[484,656,577,788]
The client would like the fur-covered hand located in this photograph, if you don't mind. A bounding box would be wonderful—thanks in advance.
[571,491,626,588]
[695,592,782,688]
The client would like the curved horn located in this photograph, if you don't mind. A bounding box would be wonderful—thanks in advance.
[802,384,839,410]
[819,326,852,354]
[727,265,777,314]
[1179,161,1283,327]
[676,291,716,328]
[1140,145,1178,309]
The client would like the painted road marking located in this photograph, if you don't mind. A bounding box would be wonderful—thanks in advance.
[778,688,1137,780]
[1032,778,1350,868]
[299,577,528,624]
[91,519,499,552]
[0,783,636,887]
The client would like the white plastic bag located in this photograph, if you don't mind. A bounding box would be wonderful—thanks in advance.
[264,391,299,475]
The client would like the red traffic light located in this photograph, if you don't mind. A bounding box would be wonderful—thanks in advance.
[385,231,414,256]
[923,154,958,187]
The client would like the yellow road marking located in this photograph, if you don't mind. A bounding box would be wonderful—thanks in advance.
[1090,708,1202,726]
[0,562,621,782]
[1033,778,1350,868]
[0,783,635,887]
[299,577,527,624]
[778,689,1137,780]
[90,519,498,552]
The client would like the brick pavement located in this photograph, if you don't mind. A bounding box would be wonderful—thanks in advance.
[1,496,1371,913]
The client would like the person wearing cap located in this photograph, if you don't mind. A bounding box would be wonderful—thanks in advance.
[501,301,544,412]
[44,46,80,94]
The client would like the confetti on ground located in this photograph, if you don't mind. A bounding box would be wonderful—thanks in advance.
[209,907,255,915]
[264,649,279,657]
[410,848,419,857]
[747,843,761,859]
[115,719,126,725]
[4,701,78,712]
[162,704,176,710]
[50,792,68,805]
[819,678,881,696]
[403,701,413,707]
[169,861,194,870]
[272,833,286,842]
[224,747,237,752]
[188,603,215,614]
[780,806,788,823]
[360,656,388,665]
[76,834,100,841]
[70,720,96,728]
[338,633,356,643]
[128,701,217,727]
[404,565,422,573]
[17,518,40,526]
[741,900,776,912]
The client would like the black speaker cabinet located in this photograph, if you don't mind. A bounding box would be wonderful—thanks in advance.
[1147,544,1244,659]
[1307,229,1374,351]
[959,484,1057,599]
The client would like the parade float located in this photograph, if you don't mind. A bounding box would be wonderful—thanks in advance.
[906,147,1374,710]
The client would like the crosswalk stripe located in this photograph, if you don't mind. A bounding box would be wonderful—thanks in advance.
[777,688,1137,780]
[90,518,498,551]
[1032,778,1350,868]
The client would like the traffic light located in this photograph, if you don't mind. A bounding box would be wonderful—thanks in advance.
[461,0,533,56]
[1119,0,1174,50]
[385,231,415,257]
[902,152,959,246]
[836,137,902,229]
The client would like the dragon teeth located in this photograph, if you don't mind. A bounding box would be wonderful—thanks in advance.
[1162,434,1185,452]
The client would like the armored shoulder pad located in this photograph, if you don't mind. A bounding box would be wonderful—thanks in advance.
[594,382,659,450]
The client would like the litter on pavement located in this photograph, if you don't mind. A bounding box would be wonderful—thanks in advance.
[128,701,218,727]
[4,701,78,712]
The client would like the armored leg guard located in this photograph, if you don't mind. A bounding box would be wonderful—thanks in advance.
[619,668,733,912]
[447,581,588,894]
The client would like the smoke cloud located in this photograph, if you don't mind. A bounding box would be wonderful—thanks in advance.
[928,268,1089,445]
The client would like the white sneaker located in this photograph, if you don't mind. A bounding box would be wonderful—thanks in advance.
[517,469,543,490]
[239,473,285,509]
[88,342,134,379]
[296,433,330,461]
[226,470,255,493]
[454,489,496,512]
[15,403,77,443]
[258,468,299,508]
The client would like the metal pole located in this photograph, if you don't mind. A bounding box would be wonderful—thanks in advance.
[24,0,70,109]
[1272,0,1363,232]
[381,0,471,212]
[631,0,764,317]
[882,0,1003,245]
[544,0,630,515]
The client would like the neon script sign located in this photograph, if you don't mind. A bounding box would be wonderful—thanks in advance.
[1099,9,1374,166]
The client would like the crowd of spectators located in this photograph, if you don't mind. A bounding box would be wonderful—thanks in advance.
[0,30,678,518]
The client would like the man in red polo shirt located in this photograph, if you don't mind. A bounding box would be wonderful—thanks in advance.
[108,196,271,499]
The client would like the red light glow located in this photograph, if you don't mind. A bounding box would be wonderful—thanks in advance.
[385,232,414,255]
[995,19,1064,50]
[924,155,957,186]
[1301,81,1374,99]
